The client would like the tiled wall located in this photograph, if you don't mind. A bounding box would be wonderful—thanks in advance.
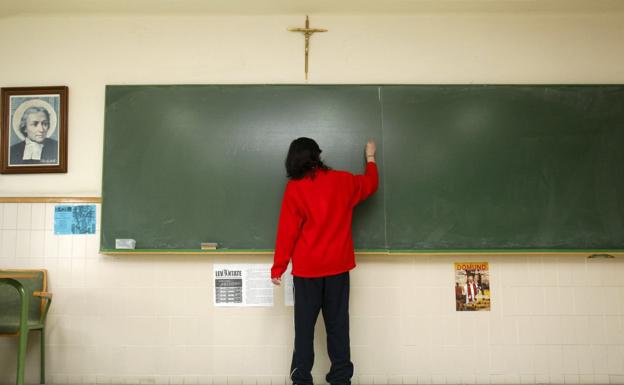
[1,202,623,385]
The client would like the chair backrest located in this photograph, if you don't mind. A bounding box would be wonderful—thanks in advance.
[0,269,47,325]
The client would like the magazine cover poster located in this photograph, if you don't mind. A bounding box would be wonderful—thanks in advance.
[454,262,490,311]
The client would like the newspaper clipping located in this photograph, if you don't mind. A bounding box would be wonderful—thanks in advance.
[454,262,490,311]
[214,264,274,307]
[284,264,294,306]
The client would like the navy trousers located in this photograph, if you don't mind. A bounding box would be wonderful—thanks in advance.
[290,271,354,385]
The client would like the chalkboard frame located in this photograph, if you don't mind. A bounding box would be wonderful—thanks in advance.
[101,84,624,255]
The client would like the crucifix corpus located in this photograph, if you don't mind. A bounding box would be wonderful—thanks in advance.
[288,16,328,80]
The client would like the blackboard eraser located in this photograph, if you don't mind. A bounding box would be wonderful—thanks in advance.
[201,242,219,250]
[115,239,136,249]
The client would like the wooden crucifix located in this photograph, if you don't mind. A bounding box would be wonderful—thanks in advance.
[288,16,328,80]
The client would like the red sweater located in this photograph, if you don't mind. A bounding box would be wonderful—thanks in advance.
[271,162,379,278]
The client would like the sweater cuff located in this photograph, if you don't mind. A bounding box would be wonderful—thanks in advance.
[271,266,285,278]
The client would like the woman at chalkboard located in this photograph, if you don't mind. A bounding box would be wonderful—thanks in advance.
[271,137,378,385]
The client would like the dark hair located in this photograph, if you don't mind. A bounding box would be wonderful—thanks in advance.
[285,137,330,179]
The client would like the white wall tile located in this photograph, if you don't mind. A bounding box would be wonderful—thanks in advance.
[576,346,595,375]
[0,229,17,258]
[560,315,590,345]
[603,287,622,315]
[2,203,17,229]
[170,317,200,346]
[416,375,431,384]
[534,374,549,384]
[558,256,587,286]
[531,345,551,374]
[430,315,459,346]
[124,287,160,316]
[429,374,445,384]
[526,256,545,286]
[86,232,101,258]
[212,346,249,375]
[58,234,73,258]
[517,316,536,345]
[489,316,518,345]
[50,374,69,384]
[125,317,171,346]
[541,256,559,285]
[71,258,86,287]
[55,258,73,288]
[545,346,564,374]
[594,374,610,384]
[557,287,576,315]
[544,286,561,314]
[563,374,580,384]
[15,229,31,259]
[30,229,45,258]
[589,345,609,375]
[516,286,545,315]
[399,316,431,346]
[562,345,580,374]
[503,257,529,286]
[577,374,595,384]
[603,259,624,287]
[44,230,60,259]
[528,316,558,344]
[610,375,624,384]
[574,286,605,315]
[606,346,624,374]
[79,288,111,317]
[2,199,624,384]
[83,260,101,289]
[16,203,32,230]
[586,258,606,285]
[45,203,56,230]
[588,316,608,345]
[72,235,87,258]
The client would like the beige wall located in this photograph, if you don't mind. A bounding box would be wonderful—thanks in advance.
[1,13,624,196]
[1,11,624,385]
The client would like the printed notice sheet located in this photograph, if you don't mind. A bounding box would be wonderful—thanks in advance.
[54,204,96,235]
[284,263,294,306]
[213,264,273,307]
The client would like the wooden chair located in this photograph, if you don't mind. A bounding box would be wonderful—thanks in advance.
[0,269,53,385]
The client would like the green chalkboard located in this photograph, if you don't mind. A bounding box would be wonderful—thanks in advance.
[102,85,384,250]
[383,85,624,249]
[102,85,624,252]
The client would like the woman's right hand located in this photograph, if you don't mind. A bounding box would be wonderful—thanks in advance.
[366,140,376,161]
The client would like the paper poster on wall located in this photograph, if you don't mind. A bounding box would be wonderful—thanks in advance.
[454,262,490,311]
[213,264,274,307]
[284,263,294,306]
[54,205,96,235]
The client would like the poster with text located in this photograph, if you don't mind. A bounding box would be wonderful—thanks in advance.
[284,263,294,306]
[214,264,274,307]
[54,204,96,235]
[454,262,490,311]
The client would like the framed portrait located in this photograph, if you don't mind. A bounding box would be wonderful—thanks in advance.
[1,86,68,174]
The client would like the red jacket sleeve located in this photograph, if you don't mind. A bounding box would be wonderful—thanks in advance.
[350,161,379,206]
[271,182,304,278]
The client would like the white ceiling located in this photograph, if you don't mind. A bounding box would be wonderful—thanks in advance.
[1,0,624,17]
